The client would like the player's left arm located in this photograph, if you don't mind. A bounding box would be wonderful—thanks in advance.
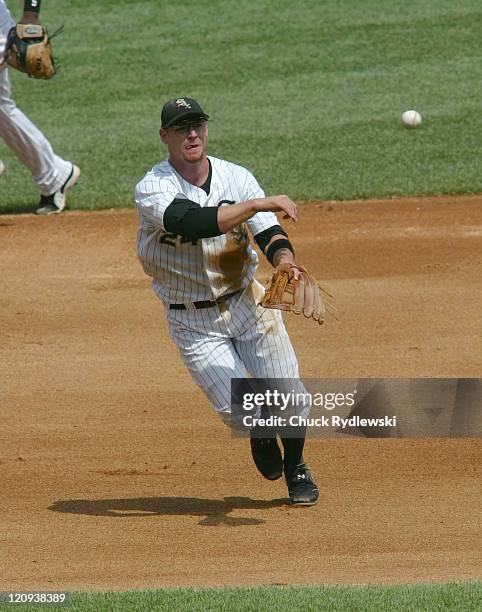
[253,225,302,278]
[19,0,41,24]
[266,236,297,267]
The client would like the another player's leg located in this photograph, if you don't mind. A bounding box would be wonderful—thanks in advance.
[0,67,80,215]
[35,162,81,215]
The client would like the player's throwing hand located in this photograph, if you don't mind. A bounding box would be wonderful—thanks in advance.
[254,195,298,222]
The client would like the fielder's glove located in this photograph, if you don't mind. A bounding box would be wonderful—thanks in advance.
[3,24,57,79]
[260,263,328,326]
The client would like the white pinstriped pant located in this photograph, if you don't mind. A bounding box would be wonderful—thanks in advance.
[0,43,71,195]
[166,280,300,424]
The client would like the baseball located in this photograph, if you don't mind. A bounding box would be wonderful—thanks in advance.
[401,110,422,128]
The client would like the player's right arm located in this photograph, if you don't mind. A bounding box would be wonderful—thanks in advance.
[136,165,297,240]
[217,195,297,233]
[151,194,297,240]
[160,195,297,241]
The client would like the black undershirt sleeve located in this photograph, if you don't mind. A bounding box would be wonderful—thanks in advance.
[163,198,222,240]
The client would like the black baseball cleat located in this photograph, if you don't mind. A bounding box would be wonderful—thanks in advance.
[285,462,319,506]
[36,164,81,215]
[250,429,283,481]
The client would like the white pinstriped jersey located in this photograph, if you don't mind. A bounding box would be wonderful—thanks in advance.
[0,2,15,46]
[135,155,279,304]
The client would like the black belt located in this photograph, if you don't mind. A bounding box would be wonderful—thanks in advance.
[169,290,240,310]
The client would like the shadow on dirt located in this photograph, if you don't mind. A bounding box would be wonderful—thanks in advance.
[48,496,288,526]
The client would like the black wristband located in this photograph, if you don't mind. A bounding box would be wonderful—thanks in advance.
[24,0,41,13]
[254,224,287,252]
[266,238,294,266]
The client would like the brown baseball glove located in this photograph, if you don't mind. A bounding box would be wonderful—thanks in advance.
[3,24,57,79]
[260,263,327,326]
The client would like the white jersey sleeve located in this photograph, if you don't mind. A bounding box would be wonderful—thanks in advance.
[135,164,183,231]
[0,1,15,48]
[241,171,280,238]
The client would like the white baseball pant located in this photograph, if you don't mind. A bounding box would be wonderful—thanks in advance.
[166,280,301,425]
[0,53,71,195]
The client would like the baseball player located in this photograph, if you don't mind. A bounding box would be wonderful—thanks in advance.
[135,97,319,506]
[0,0,80,214]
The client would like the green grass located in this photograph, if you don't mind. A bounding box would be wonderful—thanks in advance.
[1,583,481,611]
[1,0,481,213]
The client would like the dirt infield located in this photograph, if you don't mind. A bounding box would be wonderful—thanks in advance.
[1,196,481,591]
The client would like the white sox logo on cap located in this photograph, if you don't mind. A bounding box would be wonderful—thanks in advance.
[175,99,192,109]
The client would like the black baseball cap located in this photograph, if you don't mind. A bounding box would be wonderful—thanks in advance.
[161,97,209,128]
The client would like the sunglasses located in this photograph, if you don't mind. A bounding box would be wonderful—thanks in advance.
[171,122,207,135]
